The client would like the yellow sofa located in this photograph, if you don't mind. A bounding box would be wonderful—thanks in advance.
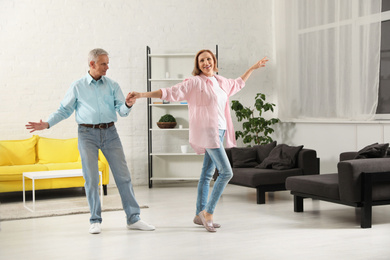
[0,135,109,194]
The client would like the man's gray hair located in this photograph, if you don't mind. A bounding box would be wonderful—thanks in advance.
[88,48,109,66]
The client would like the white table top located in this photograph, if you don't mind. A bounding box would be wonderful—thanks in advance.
[23,169,100,179]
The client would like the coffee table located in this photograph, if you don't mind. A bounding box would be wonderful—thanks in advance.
[23,169,103,212]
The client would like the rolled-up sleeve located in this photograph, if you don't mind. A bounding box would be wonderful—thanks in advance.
[161,78,194,102]
[112,82,131,117]
[225,77,246,97]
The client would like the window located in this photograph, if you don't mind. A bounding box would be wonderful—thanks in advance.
[375,1,390,118]
[376,19,390,114]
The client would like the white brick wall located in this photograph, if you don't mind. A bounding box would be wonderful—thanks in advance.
[0,0,274,185]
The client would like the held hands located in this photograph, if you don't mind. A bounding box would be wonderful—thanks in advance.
[128,90,162,100]
[128,92,141,99]
[25,120,49,133]
[125,92,138,107]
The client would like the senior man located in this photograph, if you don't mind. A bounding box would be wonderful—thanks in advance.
[26,48,154,234]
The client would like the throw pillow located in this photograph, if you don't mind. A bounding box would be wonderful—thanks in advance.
[0,144,11,166]
[253,141,277,163]
[354,143,389,159]
[256,144,304,170]
[0,136,37,165]
[37,137,79,164]
[231,147,258,168]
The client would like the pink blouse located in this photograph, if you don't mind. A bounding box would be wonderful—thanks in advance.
[160,74,245,154]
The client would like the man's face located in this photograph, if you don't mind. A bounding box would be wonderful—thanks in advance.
[90,54,109,78]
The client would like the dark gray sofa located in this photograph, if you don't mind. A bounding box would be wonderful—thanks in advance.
[214,142,320,204]
[286,151,390,228]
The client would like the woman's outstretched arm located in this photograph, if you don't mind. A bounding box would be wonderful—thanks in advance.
[240,56,269,82]
[130,89,162,99]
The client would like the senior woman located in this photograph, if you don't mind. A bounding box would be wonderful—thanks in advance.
[131,50,268,232]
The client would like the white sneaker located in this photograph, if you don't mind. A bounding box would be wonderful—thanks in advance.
[89,223,101,234]
[127,220,155,231]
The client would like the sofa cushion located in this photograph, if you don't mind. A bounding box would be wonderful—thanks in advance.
[285,174,340,200]
[253,141,277,163]
[230,168,303,187]
[0,164,49,181]
[354,143,389,159]
[0,144,11,166]
[256,144,304,170]
[37,137,79,164]
[0,136,37,166]
[44,162,83,171]
[231,147,258,168]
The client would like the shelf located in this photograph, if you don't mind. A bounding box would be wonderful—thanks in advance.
[148,53,195,57]
[149,78,185,82]
[150,128,189,131]
[149,103,187,107]
[146,45,218,188]
[151,152,200,156]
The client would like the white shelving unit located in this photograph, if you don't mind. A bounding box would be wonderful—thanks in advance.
[146,46,218,187]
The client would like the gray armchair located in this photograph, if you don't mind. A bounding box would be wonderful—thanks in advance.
[286,154,390,228]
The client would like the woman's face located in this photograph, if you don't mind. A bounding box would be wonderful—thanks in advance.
[198,52,214,77]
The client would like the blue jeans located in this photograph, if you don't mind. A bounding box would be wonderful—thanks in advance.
[78,125,140,225]
[196,130,233,215]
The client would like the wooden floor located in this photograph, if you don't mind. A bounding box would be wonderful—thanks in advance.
[1,183,390,259]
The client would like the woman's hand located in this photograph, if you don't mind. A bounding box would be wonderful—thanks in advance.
[129,90,162,99]
[251,56,269,70]
[128,91,141,99]
[240,56,269,82]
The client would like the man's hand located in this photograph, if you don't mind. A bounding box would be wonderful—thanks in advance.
[25,120,49,133]
[126,92,137,107]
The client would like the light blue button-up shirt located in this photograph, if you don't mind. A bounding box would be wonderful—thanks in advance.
[47,73,131,127]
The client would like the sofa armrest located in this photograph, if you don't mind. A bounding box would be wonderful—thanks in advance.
[337,158,390,203]
[340,152,357,161]
[297,149,319,175]
[224,148,233,167]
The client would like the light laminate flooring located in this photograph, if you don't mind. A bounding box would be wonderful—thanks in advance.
[1,183,390,260]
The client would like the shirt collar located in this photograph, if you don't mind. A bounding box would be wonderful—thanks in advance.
[86,72,105,85]
[199,73,221,83]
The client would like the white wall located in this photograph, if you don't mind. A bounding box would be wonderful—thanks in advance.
[275,121,390,174]
[0,0,275,185]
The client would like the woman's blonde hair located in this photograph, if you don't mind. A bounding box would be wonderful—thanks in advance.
[192,49,218,76]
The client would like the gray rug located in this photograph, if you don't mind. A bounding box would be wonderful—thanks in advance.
[0,187,148,221]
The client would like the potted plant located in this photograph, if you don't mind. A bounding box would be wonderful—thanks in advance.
[157,114,177,129]
[231,93,279,146]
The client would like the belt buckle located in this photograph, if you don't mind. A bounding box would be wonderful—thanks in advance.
[99,123,108,129]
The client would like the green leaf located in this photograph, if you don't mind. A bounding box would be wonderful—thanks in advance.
[231,92,280,146]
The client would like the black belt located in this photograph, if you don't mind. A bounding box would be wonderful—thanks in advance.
[80,122,114,129]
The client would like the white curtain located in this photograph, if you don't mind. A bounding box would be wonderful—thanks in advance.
[275,0,382,120]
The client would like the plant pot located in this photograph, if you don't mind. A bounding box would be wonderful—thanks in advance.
[157,122,177,129]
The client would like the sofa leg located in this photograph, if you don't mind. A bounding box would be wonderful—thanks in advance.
[103,185,107,196]
[294,195,304,212]
[361,205,372,228]
[361,172,373,228]
[256,188,266,204]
